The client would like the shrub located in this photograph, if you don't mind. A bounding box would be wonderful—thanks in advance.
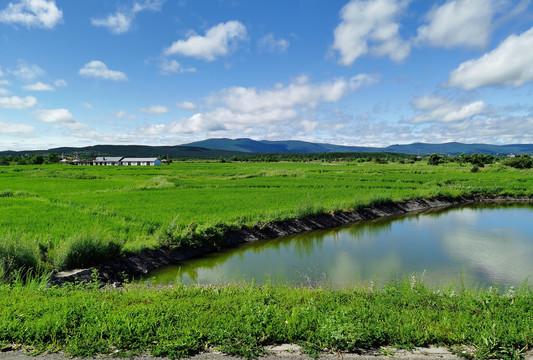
[428,153,442,166]
[471,165,480,173]
[54,233,121,271]
[503,154,532,169]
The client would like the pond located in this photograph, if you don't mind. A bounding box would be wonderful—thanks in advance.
[142,204,533,288]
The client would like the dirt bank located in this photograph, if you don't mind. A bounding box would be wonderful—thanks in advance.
[51,194,532,286]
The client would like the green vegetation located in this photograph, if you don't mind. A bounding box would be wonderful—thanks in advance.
[0,158,532,359]
[1,276,532,359]
[0,159,531,278]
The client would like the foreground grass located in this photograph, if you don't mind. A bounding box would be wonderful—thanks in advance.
[1,161,531,276]
[1,276,531,359]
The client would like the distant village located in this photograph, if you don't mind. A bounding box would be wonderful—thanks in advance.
[63,156,164,166]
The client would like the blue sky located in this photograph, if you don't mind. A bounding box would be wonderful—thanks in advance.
[1,0,533,151]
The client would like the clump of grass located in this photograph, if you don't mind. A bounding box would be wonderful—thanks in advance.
[0,234,41,282]
[158,217,237,249]
[53,233,121,270]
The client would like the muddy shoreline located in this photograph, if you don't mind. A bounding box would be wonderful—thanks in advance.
[51,194,532,286]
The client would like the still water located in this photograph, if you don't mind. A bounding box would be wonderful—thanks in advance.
[143,204,533,288]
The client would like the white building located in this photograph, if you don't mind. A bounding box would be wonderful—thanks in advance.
[120,157,162,166]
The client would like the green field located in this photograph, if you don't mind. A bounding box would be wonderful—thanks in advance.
[1,159,532,359]
[1,160,532,277]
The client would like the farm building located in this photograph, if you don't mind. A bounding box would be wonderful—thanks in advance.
[72,157,162,166]
[93,157,123,166]
[121,158,161,166]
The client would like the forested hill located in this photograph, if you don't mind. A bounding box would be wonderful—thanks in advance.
[184,138,533,155]
[0,145,247,159]
[2,139,532,158]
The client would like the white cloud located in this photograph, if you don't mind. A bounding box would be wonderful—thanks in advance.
[34,108,74,123]
[214,74,377,115]
[258,33,289,53]
[54,79,67,87]
[83,102,93,109]
[0,0,62,29]
[349,73,381,90]
[0,80,10,86]
[177,101,196,111]
[91,12,131,35]
[416,0,493,49]
[79,61,128,81]
[23,81,53,91]
[139,105,170,114]
[410,95,489,123]
[448,26,533,90]
[91,0,164,34]
[34,108,90,131]
[159,59,196,75]
[10,61,45,80]
[0,88,9,95]
[0,121,34,135]
[147,74,378,136]
[301,119,318,133]
[164,20,247,61]
[114,110,136,120]
[331,0,410,66]
[0,95,37,109]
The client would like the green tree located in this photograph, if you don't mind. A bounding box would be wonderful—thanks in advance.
[428,153,442,166]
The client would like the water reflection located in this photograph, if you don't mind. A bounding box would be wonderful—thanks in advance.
[143,204,533,287]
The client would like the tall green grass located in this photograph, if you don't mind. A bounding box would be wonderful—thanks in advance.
[0,161,531,277]
[0,277,531,359]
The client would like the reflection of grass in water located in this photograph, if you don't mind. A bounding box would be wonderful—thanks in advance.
[293,258,327,289]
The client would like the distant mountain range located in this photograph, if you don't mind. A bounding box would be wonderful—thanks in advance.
[184,138,533,156]
[0,144,246,159]
[1,138,532,158]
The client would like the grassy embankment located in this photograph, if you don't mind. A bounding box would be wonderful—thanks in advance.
[0,160,531,278]
[1,275,532,359]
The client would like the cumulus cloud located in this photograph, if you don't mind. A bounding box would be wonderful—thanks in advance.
[10,61,45,80]
[145,74,378,137]
[34,108,74,123]
[54,79,67,87]
[0,80,10,86]
[114,110,136,120]
[164,20,247,61]
[0,95,37,109]
[159,59,196,75]
[0,0,62,29]
[0,88,9,95]
[448,26,533,90]
[139,105,170,114]
[23,81,53,91]
[0,121,34,134]
[91,0,164,34]
[410,95,490,123]
[79,61,128,81]
[258,33,289,53]
[416,0,493,49]
[177,101,196,111]
[33,108,90,130]
[331,0,410,65]
[416,115,533,144]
